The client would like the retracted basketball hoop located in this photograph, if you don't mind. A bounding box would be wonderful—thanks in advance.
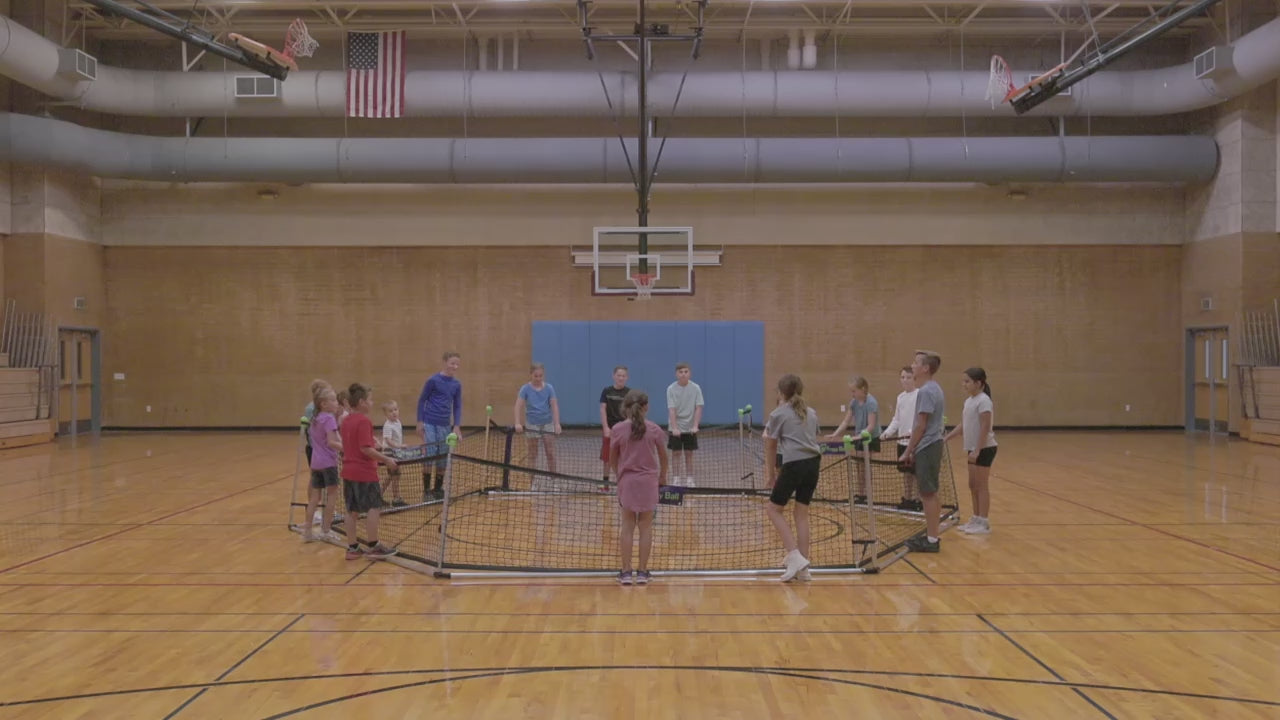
[228,18,318,75]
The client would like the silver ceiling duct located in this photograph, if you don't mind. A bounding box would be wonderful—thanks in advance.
[0,113,1217,184]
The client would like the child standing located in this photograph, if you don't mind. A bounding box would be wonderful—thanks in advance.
[380,401,408,508]
[764,374,822,582]
[665,362,704,486]
[302,378,332,466]
[303,387,343,543]
[598,366,631,484]
[902,350,946,553]
[417,352,463,500]
[609,390,668,585]
[339,383,399,560]
[335,389,351,427]
[944,368,997,534]
[515,362,562,479]
[881,366,922,511]
[825,376,882,503]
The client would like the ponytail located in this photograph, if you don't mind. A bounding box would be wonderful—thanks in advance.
[622,390,649,440]
[777,374,808,419]
[963,367,991,399]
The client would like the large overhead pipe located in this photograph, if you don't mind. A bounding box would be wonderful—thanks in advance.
[0,113,1218,185]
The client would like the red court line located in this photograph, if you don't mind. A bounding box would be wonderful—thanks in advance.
[997,476,1280,573]
[0,473,294,575]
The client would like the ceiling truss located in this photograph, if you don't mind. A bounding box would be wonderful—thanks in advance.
[60,1,1219,43]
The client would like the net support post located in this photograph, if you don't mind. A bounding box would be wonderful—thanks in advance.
[863,441,878,572]
[289,423,305,531]
[737,406,746,484]
[437,432,460,574]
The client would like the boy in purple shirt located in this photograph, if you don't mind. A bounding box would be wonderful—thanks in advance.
[417,351,463,500]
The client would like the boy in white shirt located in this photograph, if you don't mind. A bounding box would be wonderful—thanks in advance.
[880,366,922,512]
[380,401,408,507]
[665,363,705,486]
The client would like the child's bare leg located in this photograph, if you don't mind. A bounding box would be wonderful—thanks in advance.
[794,502,811,560]
[303,486,321,538]
[544,436,558,475]
[321,487,335,533]
[637,511,654,571]
[347,510,360,547]
[766,502,797,553]
[968,464,980,518]
[619,510,636,572]
[366,508,381,546]
[683,451,695,478]
[922,492,941,538]
[973,465,991,518]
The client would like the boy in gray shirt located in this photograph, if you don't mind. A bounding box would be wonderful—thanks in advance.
[903,349,945,553]
[665,363,704,486]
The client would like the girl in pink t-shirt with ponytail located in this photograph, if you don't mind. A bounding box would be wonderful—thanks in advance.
[609,390,668,586]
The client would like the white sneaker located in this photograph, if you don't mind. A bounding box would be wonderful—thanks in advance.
[322,529,345,543]
[964,518,991,535]
[312,511,323,526]
[781,549,810,582]
[685,476,696,488]
[958,517,978,533]
[796,567,812,582]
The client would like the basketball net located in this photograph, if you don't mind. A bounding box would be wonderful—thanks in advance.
[986,55,1013,109]
[630,273,655,301]
[285,18,319,59]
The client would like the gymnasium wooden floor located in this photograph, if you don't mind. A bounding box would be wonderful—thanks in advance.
[0,431,1275,719]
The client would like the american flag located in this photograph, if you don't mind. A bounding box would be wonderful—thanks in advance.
[346,31,406,118]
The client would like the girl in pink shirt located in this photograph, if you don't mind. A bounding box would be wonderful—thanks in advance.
[609,390,668,586]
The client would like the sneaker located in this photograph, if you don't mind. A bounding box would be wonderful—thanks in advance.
[617,570,633,585]
[853,494,868,505]
[635,570,651,585]
[906,536,940,553]
[365,544,398,559]
[432,489,445,501]
[957,517,978,533]
[345,546,365,560]
[796,567,812,582]
[685,477,696,488]
[781,549,810,582]
[910,499,924,512]
[896,497,914,510]
[312,511,323,526]
[321,529,345,543]
[392,498,409,508]
[301,531,315,543]
[964,518,991,535]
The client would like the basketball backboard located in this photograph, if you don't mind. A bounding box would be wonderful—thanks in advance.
[575,227,721,298]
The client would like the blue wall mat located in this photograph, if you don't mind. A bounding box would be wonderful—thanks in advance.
[531,321,764,426]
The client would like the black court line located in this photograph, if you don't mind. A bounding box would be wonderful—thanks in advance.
[2,628,1276,637]
[161,614,304,720]
[978,614,1117,720]
[3,664,1276,712]
[343,561,377,585]
[902,557,937,584]
[259,666,1022,719]
[0,472,295,576]
[996,475,1280,572]
[0,609,1266,616]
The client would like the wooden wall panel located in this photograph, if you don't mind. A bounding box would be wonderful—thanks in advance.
[102,244,1182,428]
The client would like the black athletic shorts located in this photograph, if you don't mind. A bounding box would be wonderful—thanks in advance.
[310,466,339,489]
[852,436,882,453]
[667,432,699,452]
[343,480,385,513]
[770,455,821,507]
[972,446,998,467]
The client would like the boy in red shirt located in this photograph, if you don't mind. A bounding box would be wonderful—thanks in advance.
[339,383,399,560]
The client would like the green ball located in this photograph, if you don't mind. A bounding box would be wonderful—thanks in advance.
[744,404,752,412]
[842,434,853,443]
[485,405,493,414]
[445,432,459,447]
[299,416,310,426]
[943,415,950,424]
[860,429,872,441]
